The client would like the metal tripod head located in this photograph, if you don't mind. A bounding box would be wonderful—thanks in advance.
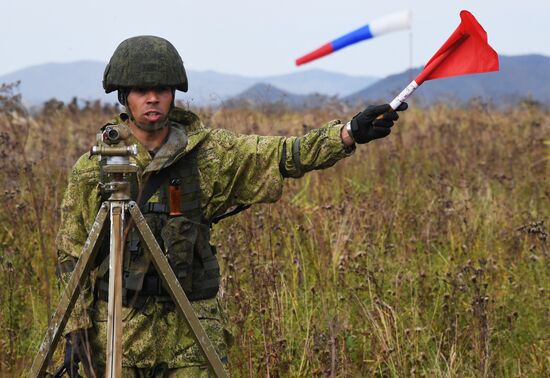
[90,124,138,201]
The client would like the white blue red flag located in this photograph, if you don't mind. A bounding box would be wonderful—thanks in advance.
[296,10,412,66]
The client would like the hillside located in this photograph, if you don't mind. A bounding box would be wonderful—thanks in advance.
[3,54,548,108]
[224,83,336,109]
[345,54,550,106]
[0,62,376,106]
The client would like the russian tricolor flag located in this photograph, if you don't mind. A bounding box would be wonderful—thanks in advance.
[296,10,412,66]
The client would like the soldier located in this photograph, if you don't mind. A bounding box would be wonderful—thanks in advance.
[55,35,406,377]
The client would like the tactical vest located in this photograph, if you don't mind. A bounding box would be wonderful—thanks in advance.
[96,149,221,308]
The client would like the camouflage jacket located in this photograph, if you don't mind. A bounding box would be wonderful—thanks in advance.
[56,108,354,366]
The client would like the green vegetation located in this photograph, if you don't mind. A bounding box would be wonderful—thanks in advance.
[0,85,548,376]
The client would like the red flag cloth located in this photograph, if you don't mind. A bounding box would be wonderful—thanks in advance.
[415,10,499,85]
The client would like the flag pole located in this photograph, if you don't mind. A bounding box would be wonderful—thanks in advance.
[408,17,413,82]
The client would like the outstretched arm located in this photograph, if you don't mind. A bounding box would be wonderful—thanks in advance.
[198,120,353,220]
[198,103,407,221]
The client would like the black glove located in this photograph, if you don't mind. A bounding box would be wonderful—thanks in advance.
[348,102,408,144]
[61,330,93,378]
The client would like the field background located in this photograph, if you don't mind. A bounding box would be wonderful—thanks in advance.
[0,84,548,377]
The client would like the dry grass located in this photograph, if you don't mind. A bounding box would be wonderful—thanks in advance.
[0,84,548,377]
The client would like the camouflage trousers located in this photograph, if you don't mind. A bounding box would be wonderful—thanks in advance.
[82,296,231,376]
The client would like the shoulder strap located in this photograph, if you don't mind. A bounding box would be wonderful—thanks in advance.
[138,169,171,207]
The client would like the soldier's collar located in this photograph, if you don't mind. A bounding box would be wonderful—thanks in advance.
[142,124,188,173]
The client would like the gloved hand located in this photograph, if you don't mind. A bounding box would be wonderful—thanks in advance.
[348,102,408,144]
[61,329,93,378]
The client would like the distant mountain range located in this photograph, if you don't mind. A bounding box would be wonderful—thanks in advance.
[0,61,376,107]
[345,54,550,106]
[1,54,549,108]
[223,83,338,109]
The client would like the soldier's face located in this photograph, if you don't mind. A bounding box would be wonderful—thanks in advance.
[127,87,173,129]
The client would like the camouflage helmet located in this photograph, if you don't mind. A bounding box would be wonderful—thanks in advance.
[103,35,188,93]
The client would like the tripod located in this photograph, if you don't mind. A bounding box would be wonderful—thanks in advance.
[29,125,228,378]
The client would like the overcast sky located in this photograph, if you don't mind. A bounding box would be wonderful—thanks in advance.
[1,0,549,78]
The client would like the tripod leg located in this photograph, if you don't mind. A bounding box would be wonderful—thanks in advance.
[29,203,110,377]
[106,202,124,378]
[128,202,229,378]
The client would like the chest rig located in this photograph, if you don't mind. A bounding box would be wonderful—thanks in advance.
[96,149,220,308]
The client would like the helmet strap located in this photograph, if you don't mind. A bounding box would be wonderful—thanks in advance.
[117,89,129,106]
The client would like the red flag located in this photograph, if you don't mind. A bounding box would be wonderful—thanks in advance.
[416,10,499,84]
[389,10,499,109]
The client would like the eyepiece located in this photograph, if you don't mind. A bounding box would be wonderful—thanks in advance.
[105,127,120,141]
[102,124,132,144]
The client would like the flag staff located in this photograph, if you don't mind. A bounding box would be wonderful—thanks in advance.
[408,24,413,82]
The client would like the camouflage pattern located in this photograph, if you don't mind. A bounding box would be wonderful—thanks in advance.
[56,107,354,369]
[103,36,188,93]
[90,298,229,373]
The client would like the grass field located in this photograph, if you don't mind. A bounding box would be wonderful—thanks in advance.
[0,84,548,377]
